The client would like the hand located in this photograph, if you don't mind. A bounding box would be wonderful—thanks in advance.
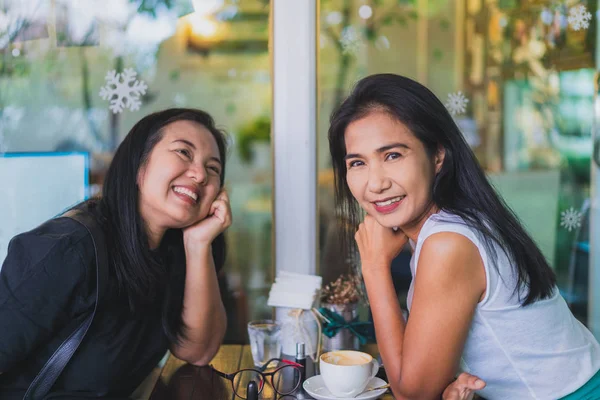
[442,373,486,400]
[355,214,408,273]
[183,190,232,250]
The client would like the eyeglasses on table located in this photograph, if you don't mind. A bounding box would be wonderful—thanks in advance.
[211,358,304,399]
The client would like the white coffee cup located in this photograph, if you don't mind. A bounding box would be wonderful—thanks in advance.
[319,350,380,397]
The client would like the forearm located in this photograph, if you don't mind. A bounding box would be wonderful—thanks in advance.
[173,245,227,365]
[362,268,407,396]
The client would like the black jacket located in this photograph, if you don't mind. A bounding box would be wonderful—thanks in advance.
[0,217,169,399]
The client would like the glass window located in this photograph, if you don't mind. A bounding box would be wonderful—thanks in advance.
[318,0,597,328]
[0,0,272,343]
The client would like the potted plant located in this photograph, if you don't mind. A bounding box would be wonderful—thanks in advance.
[319,274,372,351]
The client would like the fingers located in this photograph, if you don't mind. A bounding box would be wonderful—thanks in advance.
[457,373,486,390]
[216,189,229,203]
[357,215,379,234]
[355,222,364,243]
[212,201,232,226]
[442,374,485,400]
[209,190,232,228]
[442,384,475,400]
[442,387,463,400]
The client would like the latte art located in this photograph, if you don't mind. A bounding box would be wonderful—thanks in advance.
[323,351,371,366]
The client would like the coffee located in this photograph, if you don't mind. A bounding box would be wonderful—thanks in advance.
[323,351,371,366]
[319,351,380,397]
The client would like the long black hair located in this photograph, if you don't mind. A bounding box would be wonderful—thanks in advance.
[76,108,228,342]
[328,74,555,306]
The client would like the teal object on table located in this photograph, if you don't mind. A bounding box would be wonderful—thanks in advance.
[318,307,374,345]
[560,368,600,399]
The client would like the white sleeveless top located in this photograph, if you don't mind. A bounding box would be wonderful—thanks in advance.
[407,210,600,399]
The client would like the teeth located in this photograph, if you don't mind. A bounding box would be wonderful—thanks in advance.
[375,196,404,207]
[173,187,198,201]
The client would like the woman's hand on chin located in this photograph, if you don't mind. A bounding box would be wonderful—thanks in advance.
[183,189,232,251]
[355,214,408,274]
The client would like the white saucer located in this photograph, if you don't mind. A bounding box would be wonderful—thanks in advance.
[303,376,388,400]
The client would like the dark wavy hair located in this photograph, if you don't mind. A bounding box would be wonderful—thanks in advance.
[76,108,228,342]
[328,74,555,306]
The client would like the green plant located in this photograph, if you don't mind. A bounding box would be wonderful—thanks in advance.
[237,115,271,163]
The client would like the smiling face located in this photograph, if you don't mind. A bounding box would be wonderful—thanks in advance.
[344,111,444,236]
[138,119,222,243]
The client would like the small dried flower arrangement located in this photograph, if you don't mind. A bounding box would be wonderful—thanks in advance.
[320,274,361,305]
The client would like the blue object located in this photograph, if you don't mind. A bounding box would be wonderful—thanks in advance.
[0,152,89,267]
[560,368,600,399]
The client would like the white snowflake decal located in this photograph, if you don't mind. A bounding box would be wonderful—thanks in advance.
[560,207,582,232]
[99,68,148,114]
[568,5,592,31]
[445,91,469,116]
[340,26,362,55]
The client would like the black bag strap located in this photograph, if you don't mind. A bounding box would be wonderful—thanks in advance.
[24,211,109,400]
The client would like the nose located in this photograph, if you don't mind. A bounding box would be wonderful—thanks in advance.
[367,164,391,194]
[188,163,208,185]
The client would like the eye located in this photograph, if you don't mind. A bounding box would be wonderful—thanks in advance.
[385,152,402,161]
[176,148,192,159]
[347,160,364,168]
[208,165,221,174]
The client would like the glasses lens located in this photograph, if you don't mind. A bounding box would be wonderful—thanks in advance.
[272,365,301,395]
[233,370,265,399]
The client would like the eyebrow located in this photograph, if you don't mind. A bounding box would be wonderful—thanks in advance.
[344,142,410,161]
[172,139,222,165]
[172,139,196,149]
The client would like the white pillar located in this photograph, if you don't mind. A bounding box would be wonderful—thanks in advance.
[272,0,318,276]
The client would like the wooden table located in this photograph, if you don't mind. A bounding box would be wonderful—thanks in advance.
[147,344,394,399]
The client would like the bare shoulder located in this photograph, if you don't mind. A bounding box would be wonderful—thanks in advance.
[417,231,485,293]
[421,231,481,262]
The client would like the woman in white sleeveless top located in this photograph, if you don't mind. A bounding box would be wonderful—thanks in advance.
[327,73,600,400]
